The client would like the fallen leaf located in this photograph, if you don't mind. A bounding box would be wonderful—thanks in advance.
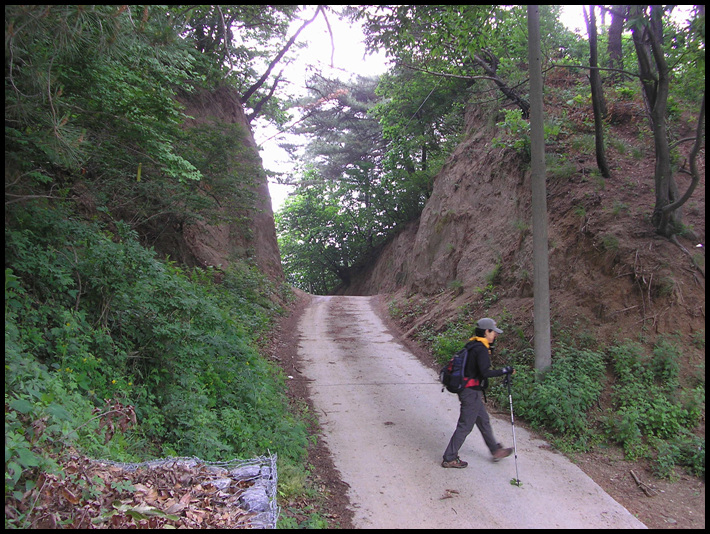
[165,501,187,515]
[61,487,80,504]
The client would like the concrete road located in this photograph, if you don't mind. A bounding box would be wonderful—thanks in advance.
[296,295,646,529]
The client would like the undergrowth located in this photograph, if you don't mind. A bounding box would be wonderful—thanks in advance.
[5,203,310,527]
[389,293,705,480]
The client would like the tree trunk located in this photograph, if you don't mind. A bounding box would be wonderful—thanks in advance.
[584,6,611,178]
[585,6,611,178]
[606,6,627,82]
[527,6,551,374]
[630,5,681,237]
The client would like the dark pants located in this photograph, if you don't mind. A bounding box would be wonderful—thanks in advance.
[443,388,499,461]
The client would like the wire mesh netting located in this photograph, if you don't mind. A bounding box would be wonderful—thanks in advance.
[92,454,279,529]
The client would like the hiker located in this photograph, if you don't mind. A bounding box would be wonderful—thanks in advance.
[442,317,514,468]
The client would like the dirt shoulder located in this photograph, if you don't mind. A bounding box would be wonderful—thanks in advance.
[268,289,355,529]
[568,444,705,529]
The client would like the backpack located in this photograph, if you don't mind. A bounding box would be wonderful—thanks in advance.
[439,341,482,393]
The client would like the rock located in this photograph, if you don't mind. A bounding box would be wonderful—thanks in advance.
[238,482,270,512]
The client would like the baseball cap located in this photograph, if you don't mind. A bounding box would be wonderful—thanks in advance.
[477,317,503,334]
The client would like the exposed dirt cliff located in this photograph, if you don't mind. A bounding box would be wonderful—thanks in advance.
[151,85,283,281]
[342,103,705,345]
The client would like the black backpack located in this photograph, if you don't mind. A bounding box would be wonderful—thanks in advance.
[440,341,480,393]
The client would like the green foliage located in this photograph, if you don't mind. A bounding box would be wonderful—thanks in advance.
[175,6,298,93]
[498,345,605,447]
[279,66,465,292]
[276,173,351,294]
[5,203,309,510]
[492,109,563,161]
[492,109,533,159]
[690,330,705,350]
[282,5,703,291]
[604,341,705,476]
[6,6,202,184]
[357,6,574,85]
[373,67,466,178]
[5,5,295,236]
[431,324,472,366]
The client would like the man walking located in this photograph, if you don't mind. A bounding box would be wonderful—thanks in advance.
[442,318,514,468]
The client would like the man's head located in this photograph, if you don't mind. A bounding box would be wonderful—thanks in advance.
[477,317,503,334]
[475,317,503,343]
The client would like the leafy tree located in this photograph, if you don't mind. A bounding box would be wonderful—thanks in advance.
[277,6,575,292]
[5,6,204,217]
[172,5,334,124]
[277,171,359,294]
[296,74,385,183]
[277,69,460,291]
[583,5,611,178]
[373,66,467,180]
[355,5,575,116]
[605,5,628,81]
[627,5,705,238]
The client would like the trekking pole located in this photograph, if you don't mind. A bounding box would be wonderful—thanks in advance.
[504,373,521,486]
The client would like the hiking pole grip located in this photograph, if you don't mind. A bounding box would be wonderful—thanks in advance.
[503,371,512,391]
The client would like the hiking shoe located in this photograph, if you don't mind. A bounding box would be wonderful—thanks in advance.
[442,457,468,469]
[492,447,513,462]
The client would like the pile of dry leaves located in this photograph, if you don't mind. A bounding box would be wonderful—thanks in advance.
[7,454,278,529]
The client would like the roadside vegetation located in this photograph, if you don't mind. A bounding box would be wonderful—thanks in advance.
[4,201,315,527]
[388,292,705,481]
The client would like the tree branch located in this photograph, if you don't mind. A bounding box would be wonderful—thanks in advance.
[550,63,642,79]
[241,5,324,104]
[399,62,499,83]
[661,93,704,215]
[246,70,284,122]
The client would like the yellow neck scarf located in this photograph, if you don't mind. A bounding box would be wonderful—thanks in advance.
[469,336,490,348]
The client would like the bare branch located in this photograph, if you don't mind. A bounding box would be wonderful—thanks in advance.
[241,5,324,104]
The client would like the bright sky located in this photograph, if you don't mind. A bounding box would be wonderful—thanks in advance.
[254,10,389,212]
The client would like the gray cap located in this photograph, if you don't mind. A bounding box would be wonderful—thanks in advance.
[477,317,503,334]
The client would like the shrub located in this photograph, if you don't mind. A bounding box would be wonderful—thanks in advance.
[606,340,705,476]
[491,344,605,449]
[5,204,309,509]
[431,324,471,365]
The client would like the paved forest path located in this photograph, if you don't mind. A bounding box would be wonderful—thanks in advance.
[296,295,646,529]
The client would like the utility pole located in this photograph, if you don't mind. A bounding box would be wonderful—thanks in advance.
[527,6,552,374]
